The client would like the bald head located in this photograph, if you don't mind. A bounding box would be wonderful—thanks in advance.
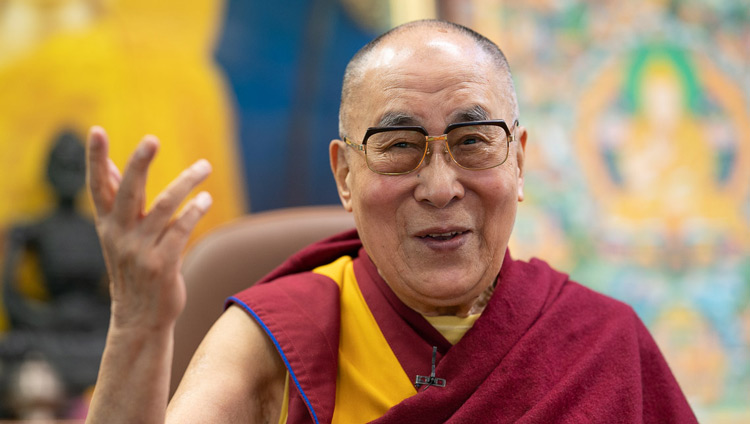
[338,20,518,139]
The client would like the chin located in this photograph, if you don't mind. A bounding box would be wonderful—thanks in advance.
[412,273,487,303]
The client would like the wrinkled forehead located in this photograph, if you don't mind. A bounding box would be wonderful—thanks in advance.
[352,31,513,131]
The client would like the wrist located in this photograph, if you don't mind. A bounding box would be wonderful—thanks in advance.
[106,320,174,346]
[109,303,180,334]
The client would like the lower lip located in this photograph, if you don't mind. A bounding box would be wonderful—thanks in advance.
[416,232,469,251]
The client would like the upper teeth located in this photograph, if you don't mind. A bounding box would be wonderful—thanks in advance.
[429,231,459,237]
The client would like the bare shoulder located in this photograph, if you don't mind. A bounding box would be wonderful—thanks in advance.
[167,305,286,423]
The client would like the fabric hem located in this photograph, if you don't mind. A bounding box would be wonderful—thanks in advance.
[226,296,320,424]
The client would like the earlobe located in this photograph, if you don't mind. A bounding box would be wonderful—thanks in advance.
[329,139,353,212]
[515,127,528,202]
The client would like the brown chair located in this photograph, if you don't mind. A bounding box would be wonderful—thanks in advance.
[170,205,355,396]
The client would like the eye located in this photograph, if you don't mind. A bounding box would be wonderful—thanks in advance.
[368,130,425,153]
[456,134,490,147]
[383,136,424,151]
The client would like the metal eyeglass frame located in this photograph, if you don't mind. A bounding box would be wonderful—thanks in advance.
[344,119,519,175]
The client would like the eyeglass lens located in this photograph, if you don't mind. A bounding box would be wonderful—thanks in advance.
[365,124,509,174]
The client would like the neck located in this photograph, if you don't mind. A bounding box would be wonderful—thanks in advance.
[413,280,496,318]
[374,261,500,318]
[58,196,76,211]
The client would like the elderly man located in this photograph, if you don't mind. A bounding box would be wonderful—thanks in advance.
[84,20,696,423]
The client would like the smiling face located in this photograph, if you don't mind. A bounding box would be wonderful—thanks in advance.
[331,26,527,316]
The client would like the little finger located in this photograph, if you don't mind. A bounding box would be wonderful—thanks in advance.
[156,191,213,255]
[139,159,212,238]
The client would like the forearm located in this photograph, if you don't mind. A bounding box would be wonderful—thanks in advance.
[86,324,174,424]
[84,128,212,423]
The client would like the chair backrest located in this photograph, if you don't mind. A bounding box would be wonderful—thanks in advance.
[170,205,355,396]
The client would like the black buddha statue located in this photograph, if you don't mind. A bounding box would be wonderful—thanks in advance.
[1,129,109,419]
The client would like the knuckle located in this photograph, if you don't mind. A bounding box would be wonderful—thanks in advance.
[180,166,194,179]
[95,219,109,234]
[96,220,117,242]
[119,186,137,202]
[188,165,204,180]
[152,193,177,212]
[129,153,150,171]
[172,215,193,235]
[184,164,207,184]
[118,239,140,264]
[171,208,202,238]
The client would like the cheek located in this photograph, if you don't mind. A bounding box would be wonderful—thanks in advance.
[351,175,412,245]
[355,171,413,209]
[474,170,519,239]
[352,175,391,216]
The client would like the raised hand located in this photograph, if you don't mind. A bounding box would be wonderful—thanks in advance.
[85,127,214,423]
[87,126,212,331]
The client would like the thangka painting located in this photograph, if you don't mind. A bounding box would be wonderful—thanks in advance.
[491,2,750,422]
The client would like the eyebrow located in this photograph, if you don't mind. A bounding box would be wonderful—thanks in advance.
[374,105,491,128]
[375,111,419,127]
[450,105,490,123]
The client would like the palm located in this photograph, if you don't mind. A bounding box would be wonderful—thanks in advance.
[87,127,211,331]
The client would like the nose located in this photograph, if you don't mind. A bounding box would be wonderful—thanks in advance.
[413,138,465,208]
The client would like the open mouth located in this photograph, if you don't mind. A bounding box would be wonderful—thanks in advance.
[419,231,467,241]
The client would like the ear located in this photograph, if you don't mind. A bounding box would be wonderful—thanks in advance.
[515,126,528,202]
[330,139,353,212]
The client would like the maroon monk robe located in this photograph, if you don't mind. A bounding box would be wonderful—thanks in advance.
[226,230,360,424]
[228,229,697,424]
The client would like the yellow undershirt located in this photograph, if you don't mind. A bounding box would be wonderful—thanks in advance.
[277,257,480,423]
[422,313,481,345]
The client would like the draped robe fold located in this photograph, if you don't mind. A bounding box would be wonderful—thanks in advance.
[227,229,696,423]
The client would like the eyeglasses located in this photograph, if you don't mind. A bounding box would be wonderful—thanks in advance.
[344,120,518,175]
